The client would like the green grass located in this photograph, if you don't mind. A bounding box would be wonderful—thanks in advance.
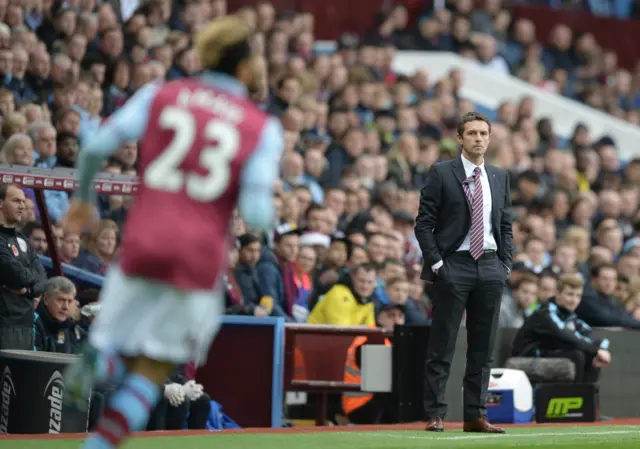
[5,426,640,449]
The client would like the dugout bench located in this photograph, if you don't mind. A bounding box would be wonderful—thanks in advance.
[283,324,391,426]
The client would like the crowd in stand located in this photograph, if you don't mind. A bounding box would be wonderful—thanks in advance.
[0,0,640,362]
[384,0,640,122]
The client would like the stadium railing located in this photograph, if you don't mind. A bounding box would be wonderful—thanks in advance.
[0,164,138,276]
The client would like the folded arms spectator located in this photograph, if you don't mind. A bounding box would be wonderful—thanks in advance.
[0,183,47,350]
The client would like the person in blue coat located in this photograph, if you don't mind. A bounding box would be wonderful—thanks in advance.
[256,224,301,322]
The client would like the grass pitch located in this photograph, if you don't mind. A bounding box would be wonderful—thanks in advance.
[4,426,640,449]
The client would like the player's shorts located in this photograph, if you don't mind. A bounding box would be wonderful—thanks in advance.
[90,266,223,365]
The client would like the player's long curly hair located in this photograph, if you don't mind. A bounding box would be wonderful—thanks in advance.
[195,15,252,73]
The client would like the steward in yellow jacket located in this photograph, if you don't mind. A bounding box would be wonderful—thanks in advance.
[307,264,377,326]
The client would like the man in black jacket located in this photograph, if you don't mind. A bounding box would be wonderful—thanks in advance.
[34,276,85,352]
[32,276,104,428]
[230,233,267,315]
[576,264,640,329]
[512,274,612,383]
[0,184,47,350]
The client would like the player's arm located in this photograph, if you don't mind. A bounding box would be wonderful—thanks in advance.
[63,83,160,233]
[238,117,284,231]
[541,303,600,354]
[75,83,159,204]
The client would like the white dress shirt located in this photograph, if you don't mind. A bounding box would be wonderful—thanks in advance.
[432,155,497,272]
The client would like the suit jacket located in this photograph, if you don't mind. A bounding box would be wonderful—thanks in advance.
[414,156,514,282]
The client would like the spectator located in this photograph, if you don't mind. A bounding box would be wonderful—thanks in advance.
[538,271,559,303]
[227,233,269,316]
[73,219,118,275]
[382,274,426,324]
[511,274,611,383]
[29,120,70,222]
[576,264,640,328]
[0,183,46,350]
[308,263,377,326]
[500,274,539,328]
[32,276,104,430]
[59,230,81,264]
[33,276,84,352]
[22,221,47,254]
[309,232,350,309]
[55,130,79,167]
[256,224,301,322]
[294,244,316,322]
[1,133,33,165]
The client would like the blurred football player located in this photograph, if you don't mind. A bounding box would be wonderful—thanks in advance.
[62,15,283,449]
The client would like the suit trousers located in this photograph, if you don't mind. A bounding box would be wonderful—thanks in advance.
[424,250,506,421]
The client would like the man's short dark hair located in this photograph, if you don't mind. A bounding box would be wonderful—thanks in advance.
[347,243,366,260]
[516,274,539,290]
[523,236,544,249]
[276,73,298,90]
[328,105,350,116]
[539,269,558,280]
[367,232,387,242]
[305,203,325,218]
[0,183,18,201]
[22,221,44,238]
[519,170,541,185]
[377,259,399,270]
[55,107,81,123]
[633,216,640,234]
[456,112,491,136]
[325,185,345,195]
[590,263,617,279]
[353,263,377,275]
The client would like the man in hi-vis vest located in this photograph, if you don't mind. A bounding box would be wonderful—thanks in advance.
[342,303,404,424]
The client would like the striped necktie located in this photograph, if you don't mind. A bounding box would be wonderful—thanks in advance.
[463,167,484,260]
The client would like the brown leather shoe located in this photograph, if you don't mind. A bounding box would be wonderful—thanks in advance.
[425,417,444,432]
[463,417,505,433]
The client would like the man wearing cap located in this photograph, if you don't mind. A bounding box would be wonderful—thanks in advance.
[256,224,301,322]
[342,303,404,424]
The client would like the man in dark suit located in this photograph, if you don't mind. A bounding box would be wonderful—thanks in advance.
[415,112,513,433]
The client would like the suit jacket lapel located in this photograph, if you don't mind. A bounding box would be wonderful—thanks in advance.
[452,156,472,216]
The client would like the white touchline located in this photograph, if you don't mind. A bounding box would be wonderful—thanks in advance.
[341,429,640,441]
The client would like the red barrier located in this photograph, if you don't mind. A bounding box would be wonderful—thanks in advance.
[227,0,427,40]
[197,321,279,428]
[284,324,391,425]
[513,4,640,69]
